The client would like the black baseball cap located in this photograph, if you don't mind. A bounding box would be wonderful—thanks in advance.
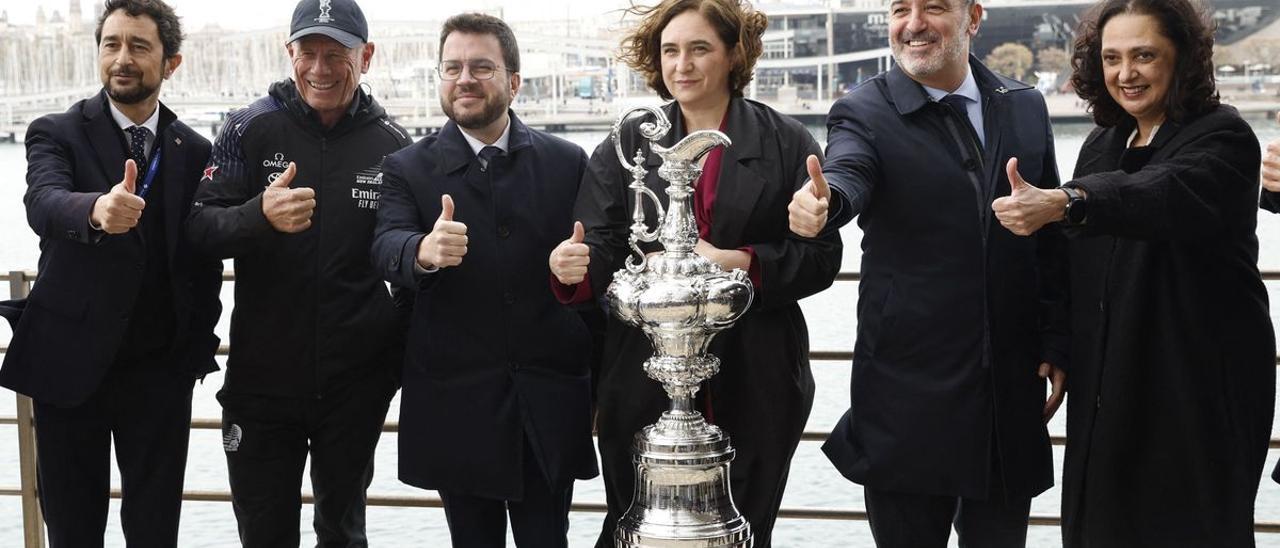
[288,0,369,48]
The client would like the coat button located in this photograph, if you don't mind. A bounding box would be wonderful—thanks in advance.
[503,292,515,305]
[509,361,521,371]
[66,230,79,239]
[497,225,510,239]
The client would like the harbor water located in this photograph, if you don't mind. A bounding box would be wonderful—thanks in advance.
[1,115,1280,547]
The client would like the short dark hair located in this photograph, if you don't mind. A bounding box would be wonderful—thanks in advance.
[95,0,185,59]
[438,13,520,73]
[620,0,769,101]
[1069,0,1219,127]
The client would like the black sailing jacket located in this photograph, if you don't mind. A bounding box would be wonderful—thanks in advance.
[188,80,412,398]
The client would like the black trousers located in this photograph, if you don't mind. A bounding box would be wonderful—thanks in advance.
[33,360,195,548]
[863,455,1031,548]
[220,370,396,548]
[438,437,574,548]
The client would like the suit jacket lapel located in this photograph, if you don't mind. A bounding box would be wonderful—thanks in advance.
[82,91,128,192]
[160,128,185,264]
[82,91,145,246]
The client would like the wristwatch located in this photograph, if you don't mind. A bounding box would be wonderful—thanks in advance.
[1061,186,1087,225]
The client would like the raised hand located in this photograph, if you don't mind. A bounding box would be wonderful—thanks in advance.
[1263,140,1280,193]
[91,159,146,234]
[788,155,830,238]
[417,194,468,269]
[992,157,1065,236]
[549,221,590,285]
[261,162,316,233]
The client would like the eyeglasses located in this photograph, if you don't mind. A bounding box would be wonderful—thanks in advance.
[437,61,510,81]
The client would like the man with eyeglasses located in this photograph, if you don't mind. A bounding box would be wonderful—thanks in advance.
[371,12,598,547]
[186,0,411,545]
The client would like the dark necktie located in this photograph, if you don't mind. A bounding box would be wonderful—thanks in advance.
[940,94,983,151]
[478,145,504,172]
[125,126,151,185]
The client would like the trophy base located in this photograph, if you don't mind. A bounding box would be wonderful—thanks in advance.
[615,414,753,548]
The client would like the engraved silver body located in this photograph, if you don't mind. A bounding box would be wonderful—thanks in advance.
[606,106,754,547]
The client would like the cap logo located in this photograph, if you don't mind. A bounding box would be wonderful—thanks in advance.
[316,0,333,23]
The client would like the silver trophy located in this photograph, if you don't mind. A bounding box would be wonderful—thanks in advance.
[606,106,754,547]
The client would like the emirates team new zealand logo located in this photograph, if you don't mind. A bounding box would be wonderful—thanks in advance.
[316,0,333,23]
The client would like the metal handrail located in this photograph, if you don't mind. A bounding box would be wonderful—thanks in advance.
[9,267,1280,546]
[5,269,1280,284]
[7,417,1280,451]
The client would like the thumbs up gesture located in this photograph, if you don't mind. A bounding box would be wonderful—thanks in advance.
[90,159,147,234]
[1262,139,1280,192]
[787,155,831,238]
[417,194,468,269]
[261,162,316,233]
[992,157,1065,236]
[549,221,590,285]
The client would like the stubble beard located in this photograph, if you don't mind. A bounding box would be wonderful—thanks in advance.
[891,16,970,81]
[441,86,509,130]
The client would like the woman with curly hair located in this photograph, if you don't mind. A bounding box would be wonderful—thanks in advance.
[992,0,1274,545]
[547,0,841,545]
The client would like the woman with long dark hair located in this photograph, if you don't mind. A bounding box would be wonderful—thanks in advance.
[547,1,841,545]
[992,0,1275,544]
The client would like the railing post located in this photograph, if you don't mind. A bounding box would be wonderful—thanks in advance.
[9,271,44,548]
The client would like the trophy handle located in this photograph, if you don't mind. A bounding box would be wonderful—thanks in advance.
[612,106,673,274]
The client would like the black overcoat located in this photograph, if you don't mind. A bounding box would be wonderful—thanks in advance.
[1061,105,1275,547]
[819,58,1069,501]
[0,91,222,406]
[371,114,599,501]
[574,97,842,547]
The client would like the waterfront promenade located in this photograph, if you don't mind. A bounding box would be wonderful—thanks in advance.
[3,118,1280,545]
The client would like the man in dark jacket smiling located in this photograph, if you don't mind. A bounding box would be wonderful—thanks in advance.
[788,0,1069,546]
[371,12,597,548]
[186,0,410,545]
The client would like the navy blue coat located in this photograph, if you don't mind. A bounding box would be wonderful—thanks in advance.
[820,58,1069,500]
[371,114,598,500]
[0,91,222,406]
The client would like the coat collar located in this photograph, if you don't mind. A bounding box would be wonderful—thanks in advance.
[1079,115,1184,169]
[887,55,1031,116]
[82,90,177,186]
[82,89,185,252]
[436,110,533,175]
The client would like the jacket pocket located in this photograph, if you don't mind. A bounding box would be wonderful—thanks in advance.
[871,276,901,359]
[26,284,89,321]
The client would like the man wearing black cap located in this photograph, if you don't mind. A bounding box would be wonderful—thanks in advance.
[187,0,411,545]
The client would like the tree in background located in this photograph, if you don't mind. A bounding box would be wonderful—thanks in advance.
[985,42,1035,82]
[1036,47,1070,74]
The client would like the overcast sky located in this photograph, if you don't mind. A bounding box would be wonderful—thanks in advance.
[3,0,633,30]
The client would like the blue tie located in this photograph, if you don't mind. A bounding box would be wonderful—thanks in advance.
[125,126,151,188]
[478,145,504,172]
[940,94,982,151]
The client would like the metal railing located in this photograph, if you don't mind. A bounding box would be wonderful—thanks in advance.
[6,269,1280,546]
